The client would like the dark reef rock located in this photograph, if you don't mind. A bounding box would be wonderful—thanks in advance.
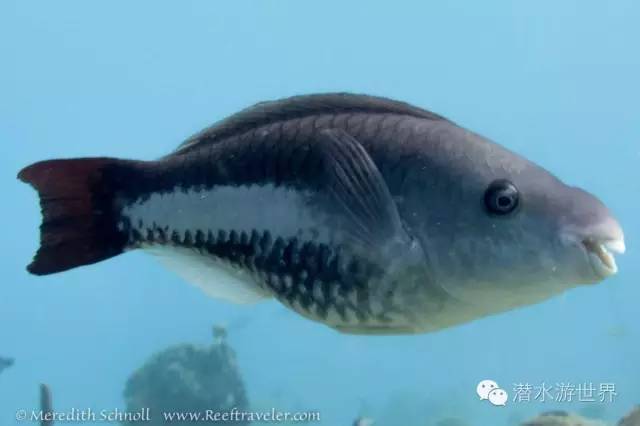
[212,324,228,344]
[619,406,640,426]
[521,411,607,426]
[0,356,14,374]
[40,384,54,426]
[540,411,570,417]
[122,341,249,425]
[353,417,375,426]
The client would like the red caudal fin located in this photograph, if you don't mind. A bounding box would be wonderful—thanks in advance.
[18,158,133,275]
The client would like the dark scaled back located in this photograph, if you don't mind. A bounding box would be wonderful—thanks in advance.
[174,93,447,155]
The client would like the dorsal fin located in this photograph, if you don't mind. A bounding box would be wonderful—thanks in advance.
[173,93,446,154]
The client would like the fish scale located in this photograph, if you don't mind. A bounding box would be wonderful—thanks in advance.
[110,112,413,200]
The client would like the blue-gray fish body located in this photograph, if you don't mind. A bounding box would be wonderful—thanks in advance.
[18,93,625,335]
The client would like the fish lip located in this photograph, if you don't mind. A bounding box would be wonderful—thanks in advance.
[581,238,625,278]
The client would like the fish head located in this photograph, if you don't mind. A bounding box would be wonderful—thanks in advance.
[409,125,625,311]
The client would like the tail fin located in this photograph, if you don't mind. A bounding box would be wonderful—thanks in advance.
[18,158,131,275]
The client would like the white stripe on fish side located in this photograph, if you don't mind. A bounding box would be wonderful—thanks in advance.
[121,183,327,243]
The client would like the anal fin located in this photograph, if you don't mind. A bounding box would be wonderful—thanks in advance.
[145,245,271,304]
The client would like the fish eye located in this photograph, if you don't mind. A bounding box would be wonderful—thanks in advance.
[484,179,519,215]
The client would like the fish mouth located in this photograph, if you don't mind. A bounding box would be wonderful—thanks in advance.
[582,238,626,278]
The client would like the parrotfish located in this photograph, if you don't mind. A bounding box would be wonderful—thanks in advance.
[18,93,625,334]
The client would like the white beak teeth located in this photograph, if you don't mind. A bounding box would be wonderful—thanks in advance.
[597,245,616,271]
[583,238,624,277]
[604,239,626,255]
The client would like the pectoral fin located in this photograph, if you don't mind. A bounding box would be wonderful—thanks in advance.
[315,128,425,269]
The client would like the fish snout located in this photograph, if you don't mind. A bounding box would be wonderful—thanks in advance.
[562,215,625,279]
